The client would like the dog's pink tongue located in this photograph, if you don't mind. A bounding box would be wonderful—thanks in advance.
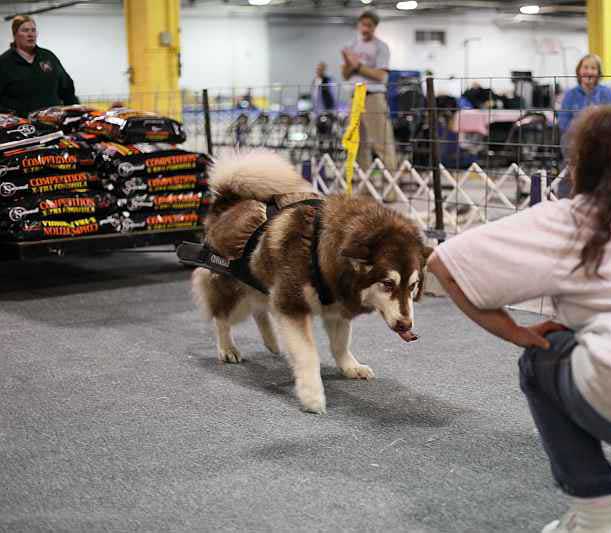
[398,330,418,343]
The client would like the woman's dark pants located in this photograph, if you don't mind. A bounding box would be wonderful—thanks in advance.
[519,330,611,497]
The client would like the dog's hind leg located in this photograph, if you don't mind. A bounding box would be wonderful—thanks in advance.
[276,314,326,414]
[323,316,375,380]
[253,311,280,355]
[192,268,246,364]
[215,318,242,364]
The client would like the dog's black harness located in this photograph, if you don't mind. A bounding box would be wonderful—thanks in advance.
[177,198,335,306]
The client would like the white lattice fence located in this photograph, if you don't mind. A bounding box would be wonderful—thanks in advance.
[312,154,562,235]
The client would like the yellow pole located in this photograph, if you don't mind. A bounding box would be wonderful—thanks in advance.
[587,0,611,78]
[124,0,182,120]
[341,83,367,196]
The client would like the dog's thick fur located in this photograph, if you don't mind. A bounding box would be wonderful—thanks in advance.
[193,150,432,413]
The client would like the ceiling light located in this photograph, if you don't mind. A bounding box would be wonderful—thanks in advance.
[396,1,418,10]
[248,0,271,5]
[520,5,540,14]
[361,0,373,4]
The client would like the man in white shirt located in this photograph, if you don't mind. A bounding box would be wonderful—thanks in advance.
[342,11,397,175]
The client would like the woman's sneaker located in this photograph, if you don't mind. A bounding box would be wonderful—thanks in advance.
[542,511,577,532]
[542,497,611,533]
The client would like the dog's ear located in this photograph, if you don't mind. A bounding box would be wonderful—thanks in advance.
[340,243,373,272]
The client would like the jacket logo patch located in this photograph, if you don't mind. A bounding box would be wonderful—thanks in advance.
[39,61,53,73]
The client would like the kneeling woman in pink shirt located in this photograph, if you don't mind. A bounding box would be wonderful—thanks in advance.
[428,105,611,533]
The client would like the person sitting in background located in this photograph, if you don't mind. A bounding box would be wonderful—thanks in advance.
[0,15,78,117]
[236,88,257,111]
[428,105,611,533]
[437,105,479,170]
[459,82,502,109]
[311,62,336,112]
[559,54,611,135]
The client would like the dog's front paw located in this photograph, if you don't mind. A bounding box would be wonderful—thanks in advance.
[218,346,242,364]
[296,380,326,414]
[342,364,375,380]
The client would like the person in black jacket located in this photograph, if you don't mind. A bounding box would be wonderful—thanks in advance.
[312,62,336,112]
[0,15,78,117]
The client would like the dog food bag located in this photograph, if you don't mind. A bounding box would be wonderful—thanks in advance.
[115,191,204,213]
[66,131,107,148]
[0,143,95,182]
[101,173,206,197]
[0,192,115,222]
[82,108,187,144]
[29,105,101,133]
[57,138,96,168]
[0,172,99,202]
[98,211,200,234]
[199,193,211,215]
[94,142,211,179]
[0,114,46,141]
[0,113,64,151]
[0,216,100,241]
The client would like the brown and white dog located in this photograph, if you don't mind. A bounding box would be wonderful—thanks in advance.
[192,150,432,414]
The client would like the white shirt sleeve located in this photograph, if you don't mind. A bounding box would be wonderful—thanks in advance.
[435,202,566,309]
[376,40,390,70]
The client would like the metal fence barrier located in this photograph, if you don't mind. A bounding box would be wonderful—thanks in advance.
[80,74,589,239]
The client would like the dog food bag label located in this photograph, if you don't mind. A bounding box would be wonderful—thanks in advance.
[0,172,98,202]
[29,105,102,133]
[115,191,203,213]
[102,173,205,197]
[0,114,44,143]
[0,216,99,241]
[98,211,200,234]
[0,144,95,179]
[0,193,115,222]
[95,143,211,179]
[82,108,187,145]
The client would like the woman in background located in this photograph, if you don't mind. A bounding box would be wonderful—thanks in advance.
[429,105,611,533]
[0,15,78,117]
[559,54,611,135]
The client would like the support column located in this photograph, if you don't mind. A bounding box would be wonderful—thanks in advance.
[124,0,181,120]
[587,0,611,78]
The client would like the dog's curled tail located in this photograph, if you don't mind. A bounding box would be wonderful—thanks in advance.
[210,149,312,202]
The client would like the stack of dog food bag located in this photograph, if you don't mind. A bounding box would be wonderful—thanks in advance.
[81,109,211,236]
[0,105,211,242]
[0,108,113,241]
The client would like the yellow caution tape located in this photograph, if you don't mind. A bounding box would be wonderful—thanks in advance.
[341,83,367,195]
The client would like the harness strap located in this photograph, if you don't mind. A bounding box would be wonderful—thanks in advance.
[178,197,335,305]
[233,203,279,294]
[310,208,335,306]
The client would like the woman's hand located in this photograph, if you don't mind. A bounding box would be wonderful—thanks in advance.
[511,320,568,350]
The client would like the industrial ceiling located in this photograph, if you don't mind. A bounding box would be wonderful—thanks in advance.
[0,0,586,18]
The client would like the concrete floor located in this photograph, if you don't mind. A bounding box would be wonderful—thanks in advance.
[0,250,566,533]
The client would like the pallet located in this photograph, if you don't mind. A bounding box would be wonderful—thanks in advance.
[0,227,203,261]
